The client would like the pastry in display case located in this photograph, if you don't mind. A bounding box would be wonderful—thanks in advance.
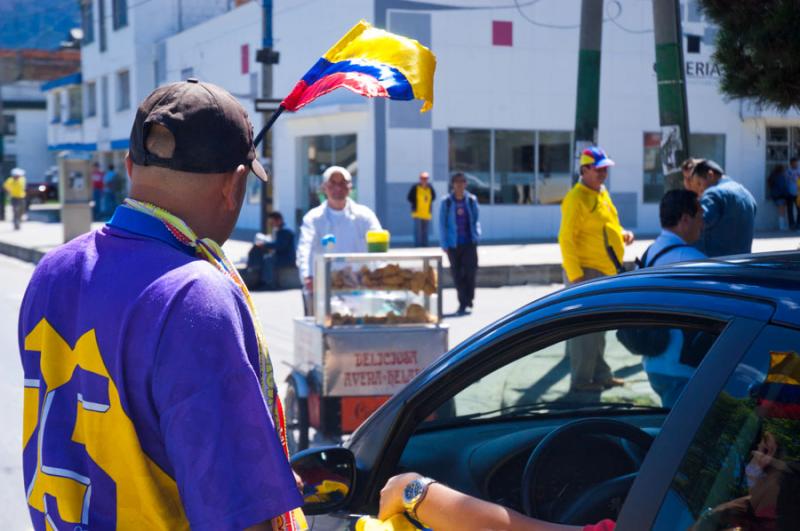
[313,251,443,327]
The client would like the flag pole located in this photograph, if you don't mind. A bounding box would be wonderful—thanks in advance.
[254,105,285,148]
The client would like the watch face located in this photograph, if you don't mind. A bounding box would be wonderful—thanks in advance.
[403,480,423,503]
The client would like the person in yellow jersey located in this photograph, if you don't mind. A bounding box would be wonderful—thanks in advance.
[4,167,27,230]
[559,147,634,392]
[407,171,436,247]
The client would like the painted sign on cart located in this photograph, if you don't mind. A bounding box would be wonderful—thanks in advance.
[323,328,447,396]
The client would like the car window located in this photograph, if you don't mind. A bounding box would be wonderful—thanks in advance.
[652,325,800,531]
[422,321,720,427]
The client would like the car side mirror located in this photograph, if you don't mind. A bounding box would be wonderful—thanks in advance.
[291,446,355,515]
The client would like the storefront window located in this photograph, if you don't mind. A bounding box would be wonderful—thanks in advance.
[537,131,572,205]
[642,132,726,203]
[449,129,572,205]
[450,129,492,203]
[766,127,800,191]
[299,134,358,214]
[495,130,534,204]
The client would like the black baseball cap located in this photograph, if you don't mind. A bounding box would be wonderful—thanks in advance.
[129,78,268,182]
[692,159,724,178]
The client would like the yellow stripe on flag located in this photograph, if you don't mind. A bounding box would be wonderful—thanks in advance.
[322,20,436,112]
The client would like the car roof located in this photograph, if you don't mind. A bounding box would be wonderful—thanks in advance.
[506,250,800,331]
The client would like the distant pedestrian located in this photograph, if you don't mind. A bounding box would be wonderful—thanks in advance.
[91,161,105,220]
[407,171,436,247]
[102,164,126,216]
[786,157,800,229]
[4,167,26,230]
[767,165,792,231]
[440,172,480,315]
[686,159,757,256]
[559,147,633,392]
[246,211,296,290]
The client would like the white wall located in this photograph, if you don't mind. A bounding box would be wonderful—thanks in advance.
[12,109,56,181]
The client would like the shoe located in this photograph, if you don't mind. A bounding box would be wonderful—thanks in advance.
[601,377,625,389]
[456,306,468,316]
[571,382,605,392]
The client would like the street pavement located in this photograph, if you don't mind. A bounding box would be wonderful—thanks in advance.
[0,252,562,528]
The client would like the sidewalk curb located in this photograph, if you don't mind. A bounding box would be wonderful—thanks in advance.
[0,240,46,265]
[0,236,629,288]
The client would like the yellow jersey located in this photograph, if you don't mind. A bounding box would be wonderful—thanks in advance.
[558,181,625,282]
[4,176,26,199]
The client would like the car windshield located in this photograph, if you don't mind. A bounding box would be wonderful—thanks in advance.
[421,324,719,427]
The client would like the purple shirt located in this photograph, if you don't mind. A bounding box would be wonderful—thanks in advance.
[19,206,301,530]
[455,198,472,245]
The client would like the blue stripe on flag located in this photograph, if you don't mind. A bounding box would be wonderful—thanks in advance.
[301,58,414,100]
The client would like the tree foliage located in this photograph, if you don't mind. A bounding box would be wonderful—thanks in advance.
[699,0,800,111]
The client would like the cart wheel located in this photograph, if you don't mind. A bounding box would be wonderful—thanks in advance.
[284,378,309,454]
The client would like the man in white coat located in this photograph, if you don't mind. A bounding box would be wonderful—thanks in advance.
[296,165,381,314]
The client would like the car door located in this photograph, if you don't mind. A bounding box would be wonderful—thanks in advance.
[621,323,800,530]
[344,290,772,521]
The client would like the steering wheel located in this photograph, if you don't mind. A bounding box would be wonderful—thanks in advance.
[521,418,654,525]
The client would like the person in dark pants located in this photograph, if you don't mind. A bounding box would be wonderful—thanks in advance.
[407,171,436,247]
[246,211,296,289]
[439,172,480,315]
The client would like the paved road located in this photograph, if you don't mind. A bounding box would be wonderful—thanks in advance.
[0,254,562,527]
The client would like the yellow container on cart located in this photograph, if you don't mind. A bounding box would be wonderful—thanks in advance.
[366,229,390,252]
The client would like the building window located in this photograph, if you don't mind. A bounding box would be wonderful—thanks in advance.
[67,87,83,124]
[449,129,572,205]
[98,0,107,52]
[2,114,16,136]
[85,81,97,117]
[112,0,128,29]
[765,126,800,192]
[642,132,726,203]
[51,92,62,123]
[116,70,130,111]
[81,0,94,45]
[299,134,357,215]
[101,76,109,127]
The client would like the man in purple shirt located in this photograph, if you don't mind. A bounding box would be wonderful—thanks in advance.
[19,79,303,530]
[439,172,481,315]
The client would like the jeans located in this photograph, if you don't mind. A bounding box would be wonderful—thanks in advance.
[92,188,103,220]
[10,197,24,230]
[413,218,430,247]
[447,243,478,310]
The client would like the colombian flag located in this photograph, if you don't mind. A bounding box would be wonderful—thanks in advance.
[754,351,800,419]
[281,20,436,113]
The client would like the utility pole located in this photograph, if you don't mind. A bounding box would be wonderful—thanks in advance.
[572,0,603,184]
[256,0,280,233]
[652,0,690,192]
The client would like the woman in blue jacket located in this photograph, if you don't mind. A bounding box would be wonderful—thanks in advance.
[439,172,481,315]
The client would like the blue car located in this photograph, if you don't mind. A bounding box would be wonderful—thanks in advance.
[292,252,800,530]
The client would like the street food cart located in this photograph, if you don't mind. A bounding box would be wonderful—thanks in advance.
[287,250,448,452]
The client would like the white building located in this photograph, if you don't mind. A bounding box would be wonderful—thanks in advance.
[2,79,55,181]
[54,0,799,241]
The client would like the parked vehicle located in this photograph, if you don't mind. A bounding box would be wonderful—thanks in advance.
[292,252,800,530]
[25,168,59,206]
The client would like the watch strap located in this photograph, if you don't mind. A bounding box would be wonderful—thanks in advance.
[404,477,436,523]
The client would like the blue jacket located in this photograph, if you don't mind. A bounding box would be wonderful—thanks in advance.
[439,192,481,248]
[696,176,757,257]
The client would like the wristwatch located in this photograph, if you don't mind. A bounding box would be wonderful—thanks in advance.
[402,476,436,523]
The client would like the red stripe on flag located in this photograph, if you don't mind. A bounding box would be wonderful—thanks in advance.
[282,72,388,112]
[758,399,800,419]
